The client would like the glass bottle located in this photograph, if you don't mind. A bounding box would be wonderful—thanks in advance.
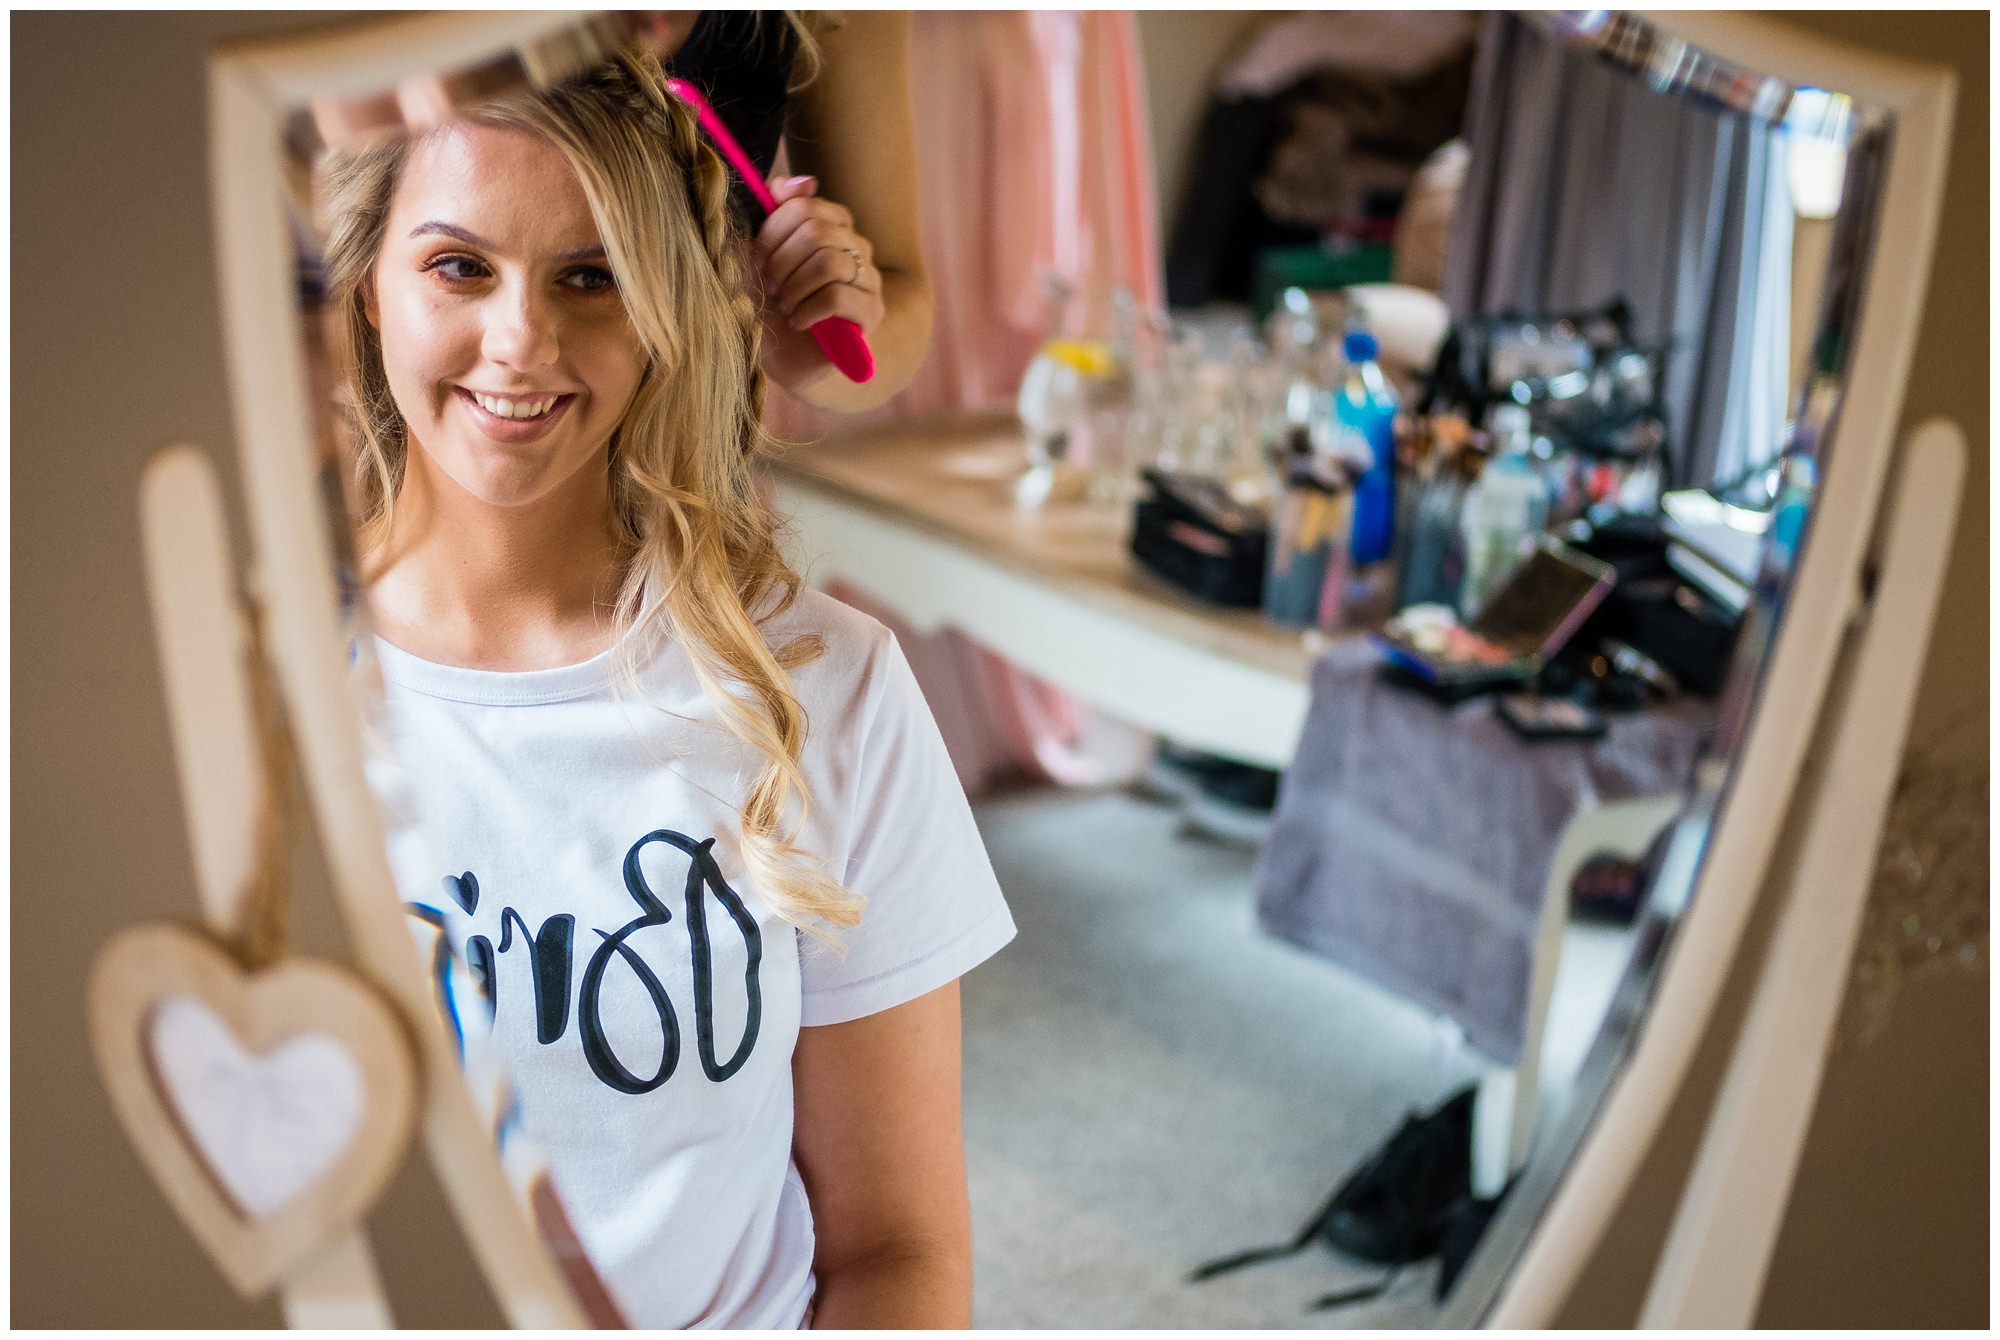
[1458,403,1550,618]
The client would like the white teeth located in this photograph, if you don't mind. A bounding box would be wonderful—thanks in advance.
[471,391,558,419]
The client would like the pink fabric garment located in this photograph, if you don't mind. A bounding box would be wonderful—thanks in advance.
[769,11,1162,427]
[769,12,1163,797]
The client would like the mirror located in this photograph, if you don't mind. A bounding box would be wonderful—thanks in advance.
[210,8,1945,1328]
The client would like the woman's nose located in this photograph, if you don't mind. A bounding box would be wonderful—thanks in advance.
[481,283,559,370]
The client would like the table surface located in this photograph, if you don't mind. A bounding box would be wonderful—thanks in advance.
[762,413,1321,684]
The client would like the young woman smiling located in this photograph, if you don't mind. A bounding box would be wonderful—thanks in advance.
[317,50,1012,1329]
[311,10,930,417]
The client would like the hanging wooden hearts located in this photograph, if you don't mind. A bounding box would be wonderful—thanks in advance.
[88,922,419,1297]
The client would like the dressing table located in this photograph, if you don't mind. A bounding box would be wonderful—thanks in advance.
[762,412,1713,1193]
[763,413,1314,769]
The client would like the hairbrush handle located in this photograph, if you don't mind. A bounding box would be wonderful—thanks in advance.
[665,77,875,384]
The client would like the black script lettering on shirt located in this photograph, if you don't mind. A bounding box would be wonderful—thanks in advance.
[403,828,765,1097]
[676,834,763,1082]
[577,832,682,1094]
[498,909,576,1046]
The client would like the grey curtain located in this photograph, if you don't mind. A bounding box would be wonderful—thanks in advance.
[1444,13,1792,488]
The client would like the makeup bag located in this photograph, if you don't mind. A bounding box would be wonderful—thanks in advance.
[1130,468,1270,608]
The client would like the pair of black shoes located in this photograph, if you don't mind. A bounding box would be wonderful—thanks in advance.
[1191,1085,1504,1308]
[1319,1086,1476,1260]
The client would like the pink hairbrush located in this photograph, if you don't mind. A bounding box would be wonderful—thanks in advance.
[665,76,875,383]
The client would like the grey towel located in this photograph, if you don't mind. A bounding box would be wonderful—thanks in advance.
[1254,639,1714,1063]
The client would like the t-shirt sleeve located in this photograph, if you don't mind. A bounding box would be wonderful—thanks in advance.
[798,632,1017,1027]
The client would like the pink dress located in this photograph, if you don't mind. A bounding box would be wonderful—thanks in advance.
[769,12,1164,794]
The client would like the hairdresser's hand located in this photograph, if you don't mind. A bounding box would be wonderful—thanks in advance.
[752,174,886,392]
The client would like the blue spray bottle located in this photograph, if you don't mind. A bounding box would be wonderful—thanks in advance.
[1332,329,1398,566]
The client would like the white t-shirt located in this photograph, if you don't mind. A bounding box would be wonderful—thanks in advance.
[371,587,1016,1328]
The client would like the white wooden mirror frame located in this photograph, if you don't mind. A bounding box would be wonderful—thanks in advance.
[199,9,1957,1328]
[1483,11,1959,1326]
[207,12,595,1330]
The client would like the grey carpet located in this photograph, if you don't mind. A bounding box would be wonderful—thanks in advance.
[962,785,1481,1329]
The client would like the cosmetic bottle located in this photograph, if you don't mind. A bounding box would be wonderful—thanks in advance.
[1264,449,1353,632]
[1395,418,1472,612]
[1331,329,1399,566]
[1458,403,1549,618]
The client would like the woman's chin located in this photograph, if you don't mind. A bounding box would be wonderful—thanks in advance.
[422,458,563,511]
[416,440,598,512]
[397,416,612,514]
[466,473,572,510]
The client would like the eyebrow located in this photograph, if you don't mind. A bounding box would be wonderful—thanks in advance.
[407,220,608,264]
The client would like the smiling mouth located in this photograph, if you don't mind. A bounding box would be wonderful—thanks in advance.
[460,388,574,421]
[454,386,580,442]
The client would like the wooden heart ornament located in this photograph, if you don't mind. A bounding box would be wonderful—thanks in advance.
[89,923,418,1296]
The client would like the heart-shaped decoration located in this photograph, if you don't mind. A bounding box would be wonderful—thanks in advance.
[148,996,367,1219]
[89,923,418,1296]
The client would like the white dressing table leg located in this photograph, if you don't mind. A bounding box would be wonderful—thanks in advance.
[1484,795,1693,1201]
[1472,1066,1520,1199]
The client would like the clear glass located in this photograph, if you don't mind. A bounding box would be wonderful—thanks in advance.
[1015,274,1138,506]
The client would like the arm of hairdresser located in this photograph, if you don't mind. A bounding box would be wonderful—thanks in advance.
[791,982,972,1327]
[756,11,933,412]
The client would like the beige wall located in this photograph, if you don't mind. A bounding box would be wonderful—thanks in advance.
[1753,8,1988,1325]
[1134,11,1276,226]
[11,11,502,1327]
[12,9,1985,1329]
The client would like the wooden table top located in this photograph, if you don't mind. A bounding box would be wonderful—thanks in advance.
[761,413,1321,683]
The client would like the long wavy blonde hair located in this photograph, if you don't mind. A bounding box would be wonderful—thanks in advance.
[318,49,863,945]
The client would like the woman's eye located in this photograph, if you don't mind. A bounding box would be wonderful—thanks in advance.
[421,254,488,284]
[562,265,618,294]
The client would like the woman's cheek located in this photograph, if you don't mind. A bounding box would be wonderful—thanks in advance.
[384,294,466,416]
[574,330,647,429]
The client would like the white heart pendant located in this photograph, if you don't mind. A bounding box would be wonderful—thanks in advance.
[90,923,417,1296]
[148,996,367,1220]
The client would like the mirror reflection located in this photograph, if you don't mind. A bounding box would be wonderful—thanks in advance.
[282,9,1890,1328]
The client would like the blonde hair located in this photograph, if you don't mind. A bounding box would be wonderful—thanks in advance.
[318,49,862,944]
[782,11,834,91]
